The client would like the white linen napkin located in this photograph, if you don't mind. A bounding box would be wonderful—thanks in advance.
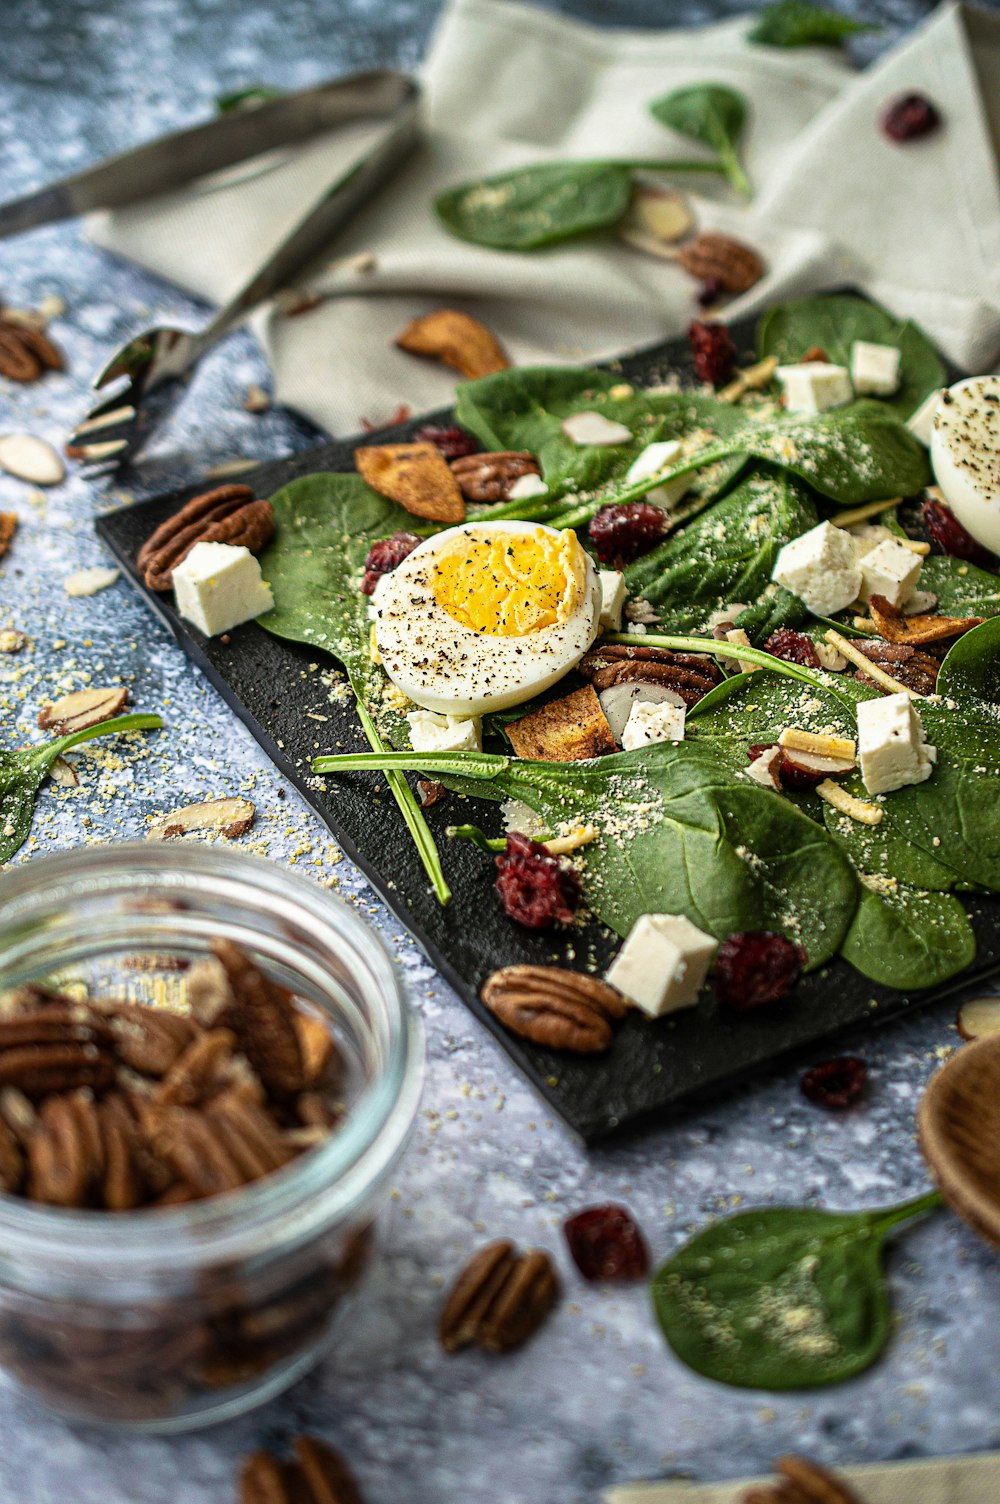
[602,1448,1000,1502]
[87,0,1000,438]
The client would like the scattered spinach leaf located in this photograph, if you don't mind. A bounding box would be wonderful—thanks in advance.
[756,294,945,421]
[749,0,878,48]
[258,473,450,903]
[1,713,164,865]
[651,1191,943,1389]
[434,157,725,251]
[649,84,751,199]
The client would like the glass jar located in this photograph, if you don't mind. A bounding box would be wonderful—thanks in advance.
[0,844,422,1431]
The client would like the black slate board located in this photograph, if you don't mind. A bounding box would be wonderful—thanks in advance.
[97,308,1000,1141]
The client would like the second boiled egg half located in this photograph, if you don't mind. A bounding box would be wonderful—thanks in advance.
[372,521,601,716]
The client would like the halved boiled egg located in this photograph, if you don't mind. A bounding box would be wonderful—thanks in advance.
[372,521,601,716]
[931,376,1000,554]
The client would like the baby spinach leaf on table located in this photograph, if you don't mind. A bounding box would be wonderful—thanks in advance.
[455,367,747,507]
[313,739,859,966]
[756,294,945,421]
[622,468,818,633]
[1,713,164,864]
[840,884,976,991]
[651,1191,942,1390]
[748,0,878,48]
[258,473,451,904]
[434,158,726,251]
[649,84,751,199]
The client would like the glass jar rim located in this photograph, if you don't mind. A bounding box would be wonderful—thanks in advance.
[0,845,423,1277]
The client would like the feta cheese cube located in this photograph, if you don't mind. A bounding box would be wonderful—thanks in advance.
[777,362,853,416]
[906,388,944,447]
[849,523,897,558]
[857,693,937,795]
[406,710,482,753]
[771,521,862,616]
[725,627,759,675]
[625,439,690,509]
[172,542,274,637]
[850,341,902,397]
[507,472,548,500]
[561,411,633,446]
[859,537,922,607]
[606,913,717,1018]
[598,569,627,631]
[621,697,685,750]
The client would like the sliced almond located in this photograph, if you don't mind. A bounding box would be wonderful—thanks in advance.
[815,779,883,826]
[618,184,694,257]
[745,745,783,789]
[780,748,855,778]
[47,757,79,788]
[903,590,939,616]
[868,593,982,647]
[243,384,270,413]
[0,434,65,486]
[63,565,120,598]
[956,995,1000,1041]
[355,442,464,523]
[147,797,256,842]
[37,685,129,734]
[507,685,616,763]
[0,628,28,654]
[779,727,856,762]
[395,309,509,380]
[560,411,633,447]
[0,513,15,561]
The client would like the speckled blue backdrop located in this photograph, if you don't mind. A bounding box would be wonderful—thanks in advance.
[2,1,1000,1501]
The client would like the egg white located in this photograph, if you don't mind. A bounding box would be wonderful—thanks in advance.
[372,521,602,716]
[931,376,1000,555]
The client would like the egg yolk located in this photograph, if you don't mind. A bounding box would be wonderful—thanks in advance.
[431,528,584,636]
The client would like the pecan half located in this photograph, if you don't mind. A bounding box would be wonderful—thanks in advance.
[851,639,940,695]
[240,1435,364,1504]
[449,450,541,503]
[0,513,16,561]
[396,308,509,380]
[37,685,129,734]
[440,1240,558,1354]
[27,1091,104,1207]
[136,484,275,592]
[741,1455,864,1504]
[153,1028,240,1107]
[0,1115,23,1194]
[0,313,64,382]
[677,233,765,294]
[578,644,722,706]
[147,796,256,841]
[481,965,626,1053]
[110,1003,199,1077]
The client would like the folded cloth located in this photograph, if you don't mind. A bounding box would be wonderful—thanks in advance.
[87,0,1000,438]
[602,1448,1000,1502]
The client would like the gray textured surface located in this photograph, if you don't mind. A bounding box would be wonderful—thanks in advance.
[2,2,1000,1501]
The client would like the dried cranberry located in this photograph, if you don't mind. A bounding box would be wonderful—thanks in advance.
[589,502,666,567]
[801,1056,868,1109]
[882,93,941,143]
[360,531,421,595]
[414,423,479,459]
[688,320,738,386]
[763,629,820,669]
[697,277,725,309]
[922,496,994,569]
[799,345,829,363]
[495,832,580,930]
[564,1204,650,1282]
[715,931,806,1010]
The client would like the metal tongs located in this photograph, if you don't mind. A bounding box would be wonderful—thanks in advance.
[1,71,421,469]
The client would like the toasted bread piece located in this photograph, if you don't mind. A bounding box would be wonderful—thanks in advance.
[355,442,465,523]
[869,593,982,647]
[507,685,616,763]
[396,308,509,379]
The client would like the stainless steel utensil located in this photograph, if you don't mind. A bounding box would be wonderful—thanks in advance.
[54,71,420,468]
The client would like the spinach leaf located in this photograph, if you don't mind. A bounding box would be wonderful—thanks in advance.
[917,555,1000,619]
[649,84,751,199]
[454,367,747,506]
[749,0,878,48]
[840,883,976,990]
[638,400,930,505]
[938,616,1000,704]
[313,738,860,966]
[623,467,818,633]
[434,158,725,251]
[651,1191,942,1390]
[258,473,451,903]
[1,713,164,865]
[756,294,945,421]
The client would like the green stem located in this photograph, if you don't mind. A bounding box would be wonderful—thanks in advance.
[446,823,507,853]
[27,713,165,767]
[352,699,451,906]
[717,139,752,199]
[869,1189,945,1234]
[604,631,827,688]
[315,747,511,780]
